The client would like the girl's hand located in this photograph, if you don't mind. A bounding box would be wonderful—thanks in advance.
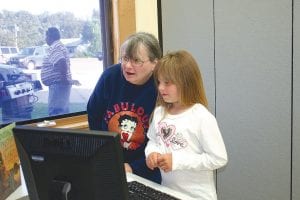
[146,152,161,170]
[157,153,172,172]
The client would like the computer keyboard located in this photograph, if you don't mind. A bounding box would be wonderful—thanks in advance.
[128,181,181,200]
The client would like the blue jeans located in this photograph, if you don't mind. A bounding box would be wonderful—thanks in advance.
[48,83,72,116]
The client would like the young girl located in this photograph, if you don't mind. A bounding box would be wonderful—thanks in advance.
[145,50,228,200]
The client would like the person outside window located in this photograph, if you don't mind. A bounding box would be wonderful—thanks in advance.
[41,27,73,116]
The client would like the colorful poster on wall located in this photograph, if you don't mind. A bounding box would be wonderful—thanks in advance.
[0,123,21,200]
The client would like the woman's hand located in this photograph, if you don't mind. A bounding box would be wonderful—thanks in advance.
[124,163,133,173]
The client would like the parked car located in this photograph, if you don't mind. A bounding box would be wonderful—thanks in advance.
[0,46,19,64]
[8,46,48,70]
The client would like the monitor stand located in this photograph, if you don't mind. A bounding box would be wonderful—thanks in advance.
[15,180,71,200]
[50,180,72,200]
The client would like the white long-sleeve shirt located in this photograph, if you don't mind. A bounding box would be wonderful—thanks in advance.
[145,104,228,200]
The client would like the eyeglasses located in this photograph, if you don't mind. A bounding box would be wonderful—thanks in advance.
[120,56,150,67]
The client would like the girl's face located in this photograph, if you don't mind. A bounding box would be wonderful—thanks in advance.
[157,77,179,104]
[121,44,157,85]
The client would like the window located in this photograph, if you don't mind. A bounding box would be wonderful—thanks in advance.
[0,0,103,124]
[0,0,160,125]
[1,48,10,54]
[10,48,18,54]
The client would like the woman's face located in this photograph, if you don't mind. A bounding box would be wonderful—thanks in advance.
[121,44,157,85]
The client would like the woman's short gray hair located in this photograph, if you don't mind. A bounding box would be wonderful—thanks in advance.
[125,32,162,61]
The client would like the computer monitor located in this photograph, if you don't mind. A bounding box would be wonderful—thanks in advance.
[13,125,129,200]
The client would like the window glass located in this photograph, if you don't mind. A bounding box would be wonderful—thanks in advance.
[10,48,18,54]
[1,48,10,54]
[0,0,103,124]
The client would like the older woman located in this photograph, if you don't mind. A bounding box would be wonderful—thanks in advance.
[87,32,162,183]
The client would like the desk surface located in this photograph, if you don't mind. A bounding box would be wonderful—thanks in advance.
[6,171,193,200]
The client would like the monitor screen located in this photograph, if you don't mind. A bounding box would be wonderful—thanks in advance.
[13,125,129,200]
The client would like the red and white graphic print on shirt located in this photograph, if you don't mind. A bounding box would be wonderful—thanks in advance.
[158,122,188,150]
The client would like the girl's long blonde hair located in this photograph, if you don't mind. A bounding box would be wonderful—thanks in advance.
[154,50,208,109]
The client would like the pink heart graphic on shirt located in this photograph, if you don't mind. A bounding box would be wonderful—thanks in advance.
[159,123,176,141]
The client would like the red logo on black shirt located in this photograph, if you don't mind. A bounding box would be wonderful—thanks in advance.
[105,102,149,150]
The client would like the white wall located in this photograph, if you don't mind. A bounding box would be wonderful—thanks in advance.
[161,0,296,199]
[135,0,158,38]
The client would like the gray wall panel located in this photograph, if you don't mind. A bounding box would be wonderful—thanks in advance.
[161,0,216,113]
[214,1,291,200]
[293,0,300,199]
